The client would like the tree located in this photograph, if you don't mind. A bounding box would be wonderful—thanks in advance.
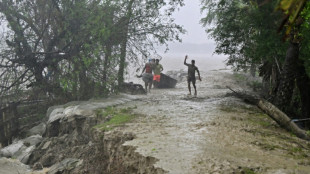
[274,0,310,122]
[201,0,286,93]
[201,0,310,124]
[0,0,185,101]
[115,0,185,85]
[0,0,111,100]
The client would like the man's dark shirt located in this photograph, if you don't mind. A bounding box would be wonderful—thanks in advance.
[184,63,198,79]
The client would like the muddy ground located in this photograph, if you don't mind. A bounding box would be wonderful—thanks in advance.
[114,69,310,174]
[2,61,310,174]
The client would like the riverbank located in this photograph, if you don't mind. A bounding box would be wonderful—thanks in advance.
[1,68,310,174]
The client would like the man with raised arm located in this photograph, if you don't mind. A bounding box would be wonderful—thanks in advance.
[184,55,201,96]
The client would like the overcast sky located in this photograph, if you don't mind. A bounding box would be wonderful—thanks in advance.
[173,0,211,44]
[158,0,217,57]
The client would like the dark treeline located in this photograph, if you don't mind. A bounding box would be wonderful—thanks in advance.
[0,0,185,102]
[201,0,310,128]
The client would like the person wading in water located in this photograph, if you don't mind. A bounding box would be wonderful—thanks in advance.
[141,59,155,93]
[153,59,163,86]
[184,55,201,96]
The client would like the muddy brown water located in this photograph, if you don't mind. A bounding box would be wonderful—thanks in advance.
[116,68,310,174]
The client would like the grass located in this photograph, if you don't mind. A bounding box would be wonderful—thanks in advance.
[261,143,279,151]
[252,117,273,128]
[306,130,310,137]
[233,72,262,91]
[219,106,237,113]
[220,104,273,128]
[242,168,257,174]
[290,147,302,153]
[96,106,115,118]
[94,106,137,131]
[287,147,309,159]
[246,112,275,128]
[247,80,263,91]
[233,73,247,81]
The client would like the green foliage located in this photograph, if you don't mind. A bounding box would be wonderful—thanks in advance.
[306,130,310,136]
[0,0,184,100]
[94,106,137,131]
[301,2,310,29]
[242,168,257,174]
[299,2,310,77]
[233,73,246,81]
[17,102,49,126]
[290,147,302,153]
[201,1,310,119]
[248,80,262,89]
[201,0,287,71]
[276,0,308,38]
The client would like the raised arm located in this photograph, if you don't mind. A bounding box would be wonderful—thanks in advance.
[184,55,189,66]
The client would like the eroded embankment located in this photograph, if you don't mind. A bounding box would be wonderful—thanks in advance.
[0,94,166,174]
[30,122,164,173]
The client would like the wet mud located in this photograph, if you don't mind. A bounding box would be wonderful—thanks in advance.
[2,64,310,174]
[116,69,310,174]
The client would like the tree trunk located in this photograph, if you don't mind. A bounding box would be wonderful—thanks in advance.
[118,38,127,85]
[102,45,112,95]
[295,58,310,128]
[79,64,90,100]
[34,65,44,86]
[250,63,256,77]
[227,86,310,141]
[103,45,111,83]
[117,0,134,85]
[274,42,299,112]
[257,99,310,141]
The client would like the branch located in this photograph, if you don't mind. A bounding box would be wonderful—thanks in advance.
[274,57,282,74]
[0,69,30,91]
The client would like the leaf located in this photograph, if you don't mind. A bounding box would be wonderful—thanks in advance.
[277,0,294,11]
[276,0,307,39]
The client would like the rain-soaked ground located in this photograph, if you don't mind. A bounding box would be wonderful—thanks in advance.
[2,57,310,174]
[116,67,310,174]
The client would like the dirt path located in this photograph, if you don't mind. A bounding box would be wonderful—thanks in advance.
[117,69,310,174]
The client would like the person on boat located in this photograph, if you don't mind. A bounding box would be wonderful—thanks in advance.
[184,55,201,96]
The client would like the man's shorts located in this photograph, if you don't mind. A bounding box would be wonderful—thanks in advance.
[187,76,196,83]
[142,73,153,83]
[153,74,161,82]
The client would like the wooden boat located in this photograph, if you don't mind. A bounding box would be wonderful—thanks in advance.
[153,73,177,88]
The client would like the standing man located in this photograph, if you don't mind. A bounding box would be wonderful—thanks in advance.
[184,55,201,96]
[141,59,155,93]
[153,59,164,85]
